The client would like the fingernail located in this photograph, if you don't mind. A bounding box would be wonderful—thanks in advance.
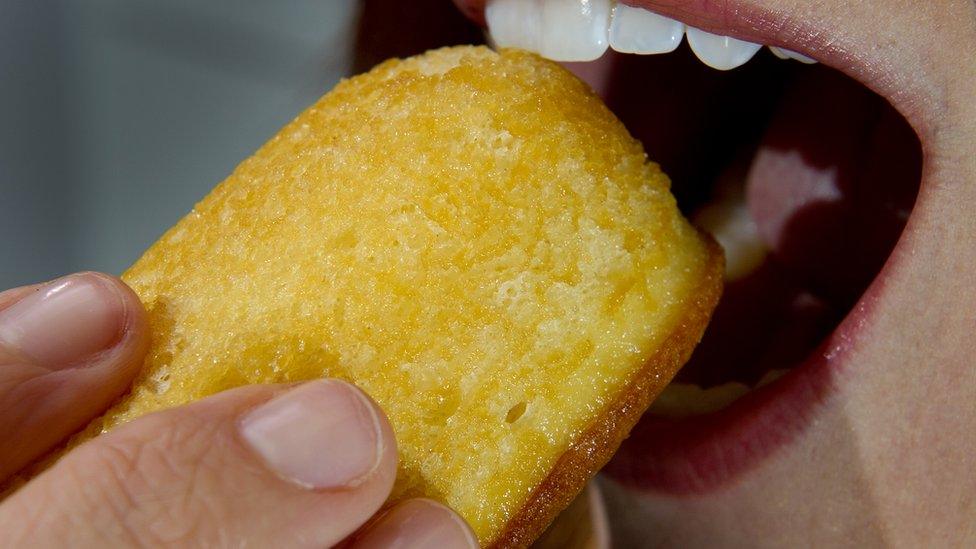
[355,499,479,549]
[0,273,125,369]
[240,379,383,490]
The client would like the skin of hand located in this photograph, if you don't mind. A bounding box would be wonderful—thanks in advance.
[454,0,976,546]
[0,272,477,548]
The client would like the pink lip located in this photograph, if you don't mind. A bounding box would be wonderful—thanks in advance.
[454,0,927,495]
[605,282,882,494]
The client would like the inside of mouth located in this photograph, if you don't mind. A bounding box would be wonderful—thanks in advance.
[589,46,922,416]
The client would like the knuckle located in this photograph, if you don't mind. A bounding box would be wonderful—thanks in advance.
[68,410,233,546]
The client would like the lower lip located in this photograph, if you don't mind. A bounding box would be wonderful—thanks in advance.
[604,279,883,494]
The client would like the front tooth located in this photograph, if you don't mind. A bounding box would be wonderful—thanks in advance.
[486,0,611,62]
[768,46,818,64]
[609,4,684,54]
[685,27,762,70]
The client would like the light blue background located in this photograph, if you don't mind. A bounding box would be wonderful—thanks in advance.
[1,0,359,287]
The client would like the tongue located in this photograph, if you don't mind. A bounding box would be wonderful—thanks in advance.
[746,66,920,308]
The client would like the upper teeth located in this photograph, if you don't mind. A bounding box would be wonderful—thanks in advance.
[486,0,817,70]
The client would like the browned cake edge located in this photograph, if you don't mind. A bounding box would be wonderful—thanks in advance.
[488,234,725,548]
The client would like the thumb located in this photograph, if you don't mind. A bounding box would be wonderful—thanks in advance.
[0,272,148,480]
[0,380,399,547]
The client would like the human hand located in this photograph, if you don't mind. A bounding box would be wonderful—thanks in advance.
[0,272,476,547]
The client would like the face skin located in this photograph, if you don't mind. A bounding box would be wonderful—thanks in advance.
[456,0,976,545]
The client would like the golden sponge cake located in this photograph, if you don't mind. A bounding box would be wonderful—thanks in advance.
[51,47,722,546]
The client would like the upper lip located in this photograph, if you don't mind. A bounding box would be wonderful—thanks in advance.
[622,1,960,144]
[469,0,953,143]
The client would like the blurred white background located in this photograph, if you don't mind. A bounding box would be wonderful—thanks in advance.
[0,0,359,287]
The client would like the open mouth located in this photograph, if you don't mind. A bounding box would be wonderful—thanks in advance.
[457,0,924,494]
